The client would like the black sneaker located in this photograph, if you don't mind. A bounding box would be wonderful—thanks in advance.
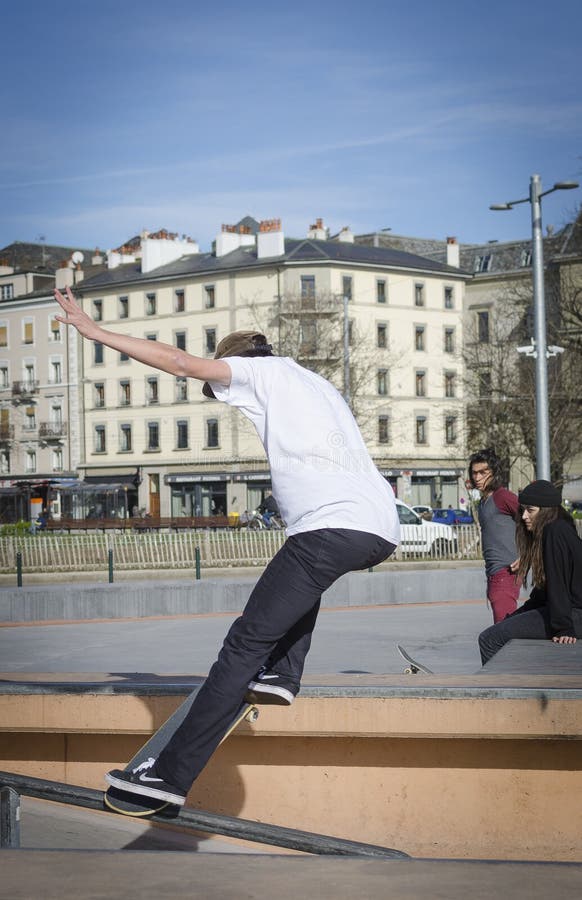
[245,668,299,706]
[105,757,187,806]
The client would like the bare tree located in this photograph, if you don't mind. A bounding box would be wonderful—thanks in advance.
[464,261,582,484]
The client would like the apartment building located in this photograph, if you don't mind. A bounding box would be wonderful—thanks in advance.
[0,243,100,520]
[75,219,468,516]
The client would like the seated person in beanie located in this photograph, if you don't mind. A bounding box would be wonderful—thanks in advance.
[478,480,582,664]
[54,285,400,809]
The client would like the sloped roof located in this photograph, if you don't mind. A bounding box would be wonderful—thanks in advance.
[78,236,467,292]
[0,241,97,274]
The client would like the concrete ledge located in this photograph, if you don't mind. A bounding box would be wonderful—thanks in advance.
[2,672,582,861]
[0,566,487,623]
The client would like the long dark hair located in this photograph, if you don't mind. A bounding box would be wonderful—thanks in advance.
[468,447,504,491]
[516,506,575,587]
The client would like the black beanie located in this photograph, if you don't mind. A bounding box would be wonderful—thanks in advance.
[518,480,562,508]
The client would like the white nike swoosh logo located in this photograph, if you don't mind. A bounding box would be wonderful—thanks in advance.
[260,675,279,680]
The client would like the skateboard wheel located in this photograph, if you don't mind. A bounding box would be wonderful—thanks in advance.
[246,707,259,722]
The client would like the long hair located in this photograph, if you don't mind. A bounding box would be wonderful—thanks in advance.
[468,447,504,491]
[516,506,575,587]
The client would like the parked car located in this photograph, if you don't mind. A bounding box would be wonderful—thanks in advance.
[412,505,433,521]
[452,508,474,525]
[432,508,456,526]
[395,500,457,556]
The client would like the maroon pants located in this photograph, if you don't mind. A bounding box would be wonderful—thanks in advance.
[487,567,521,623]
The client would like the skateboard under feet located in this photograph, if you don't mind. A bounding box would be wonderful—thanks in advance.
[104,689,259,817]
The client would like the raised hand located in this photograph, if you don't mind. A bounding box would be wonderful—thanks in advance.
[54,286,100,340]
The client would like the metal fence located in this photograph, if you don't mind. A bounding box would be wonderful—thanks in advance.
[0,525,486,575]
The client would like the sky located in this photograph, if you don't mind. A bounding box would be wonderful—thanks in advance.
[1,0,581,254]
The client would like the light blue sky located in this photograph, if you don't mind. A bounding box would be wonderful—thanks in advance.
[2,0,581,253]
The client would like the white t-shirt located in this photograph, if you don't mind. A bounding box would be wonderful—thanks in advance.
[209,357,400,546]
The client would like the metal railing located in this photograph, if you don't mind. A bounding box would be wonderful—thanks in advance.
[0,771,408,857]
[0,526,484,575]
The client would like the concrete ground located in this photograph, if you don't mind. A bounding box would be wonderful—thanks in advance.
[0,597,492,675]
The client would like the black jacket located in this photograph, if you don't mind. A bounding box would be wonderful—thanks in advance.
[517,518,582,637]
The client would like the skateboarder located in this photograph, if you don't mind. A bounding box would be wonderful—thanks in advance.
[468,448,521,622]
[478,480,582,664]
[55,286,400,808]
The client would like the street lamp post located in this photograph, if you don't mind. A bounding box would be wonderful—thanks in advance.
[490,175,579,481]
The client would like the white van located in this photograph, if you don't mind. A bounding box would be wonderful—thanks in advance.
[395,499,457,556]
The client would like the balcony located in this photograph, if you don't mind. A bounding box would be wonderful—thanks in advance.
[0,424,14,443]
[39,422,68,440]
[12,380,39,398]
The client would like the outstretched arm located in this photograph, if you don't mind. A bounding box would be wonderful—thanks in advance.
[54,286,231,385]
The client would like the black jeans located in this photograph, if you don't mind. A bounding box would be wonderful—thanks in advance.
[156,528,395,792]
[479,605,582,665]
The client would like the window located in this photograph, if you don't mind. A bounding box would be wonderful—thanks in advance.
[444,327,455,353]
[415,370,426,397]
[0,284,13,300]
[50,360,62,384]
[477,311,490,343]
[174,289,185,312]
[474,254,491,273]
[377,323,387,349]
[119,380,131,406]
[478,370,492,398]
[415,326,425,351]
[24,364,35,387]
[145,293,156,316]
[118,296,129,319]
[444,286,454,309]
[0,366,9,388]
[52,447,63,471]
[94,342,104,364]
[120,424,132,452]
[51,405,63,429]
[146,333,157,341]
[414,283,425,307]
[120,351,129,362]
[176,419,189,450]
[520,249,532,267]
[50,317,62,341]
[0,450,10,473]
[26,450,37,473]
[94,425,106,453]
[299,321,317,355]
[300,275,316,308]
[378,415,390,444]
[94,382,105,408]
[416,416,427,445]
[23,321,34,344]
[377,369,388,396]
[146,376,159,404]
[205,328,217,355]
[204,285,215,309]
[175,331,186,351]
[175,377,188,402]
[147,421,160,451]
[444,371,456,398]
[0,324,7,346]
[92,299,103,321]
[206,418,219,448]
[342,276,352,301]
[24,406,36,430]
[376,280,386,304]
[445,416,457,445]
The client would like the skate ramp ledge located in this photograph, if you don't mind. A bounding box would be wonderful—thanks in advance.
[1,670,582,861]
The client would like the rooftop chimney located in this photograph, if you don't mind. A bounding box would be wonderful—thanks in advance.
[140,231,199,273]
[307,217,328,241]
[257,219,285,259]
[216,223,256,257]
[446,236,460,268]
[338,226,354,244]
